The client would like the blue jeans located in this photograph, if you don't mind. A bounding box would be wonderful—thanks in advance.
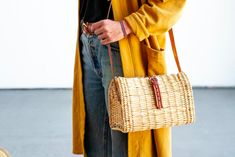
[80,32,128,157]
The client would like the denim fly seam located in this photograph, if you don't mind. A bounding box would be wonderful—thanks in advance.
[86,34,103,78]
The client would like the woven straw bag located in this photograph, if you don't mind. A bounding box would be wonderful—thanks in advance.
[107,29,196,133]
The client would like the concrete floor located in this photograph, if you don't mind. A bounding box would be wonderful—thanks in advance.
[0,88,234,157]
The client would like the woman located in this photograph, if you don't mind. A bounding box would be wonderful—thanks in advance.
[72,0,186,157]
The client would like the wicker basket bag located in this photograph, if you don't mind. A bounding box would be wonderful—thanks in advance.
[107,29,196,133]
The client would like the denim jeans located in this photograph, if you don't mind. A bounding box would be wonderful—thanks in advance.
[80,32,128,157]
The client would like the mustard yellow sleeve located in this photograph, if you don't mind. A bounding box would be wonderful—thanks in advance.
[124,0,186,41]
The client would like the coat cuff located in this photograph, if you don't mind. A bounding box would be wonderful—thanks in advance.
[124,13,149,41]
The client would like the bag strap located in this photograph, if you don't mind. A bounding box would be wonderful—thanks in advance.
[106,1,182,79]
[168,28,182,72]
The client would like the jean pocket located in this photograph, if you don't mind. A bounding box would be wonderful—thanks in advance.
[141,43,167,76]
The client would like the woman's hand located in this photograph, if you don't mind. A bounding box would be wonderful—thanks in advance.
[90,19,132,45]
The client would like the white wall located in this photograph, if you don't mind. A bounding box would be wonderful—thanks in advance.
[0,0,78,88]
[0,0,234,88]
[166,0,235,87]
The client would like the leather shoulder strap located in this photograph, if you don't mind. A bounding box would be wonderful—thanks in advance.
[168,28,182,72]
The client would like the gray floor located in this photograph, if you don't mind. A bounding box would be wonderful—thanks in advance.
[0,88,234,157]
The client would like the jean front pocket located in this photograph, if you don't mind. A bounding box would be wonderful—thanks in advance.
[141,43,167,76]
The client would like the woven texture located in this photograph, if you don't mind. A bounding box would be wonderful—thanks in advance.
[108,71,195,133]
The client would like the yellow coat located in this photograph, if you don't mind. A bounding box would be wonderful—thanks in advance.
[72,0,186,156]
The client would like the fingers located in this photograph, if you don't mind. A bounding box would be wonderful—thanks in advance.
[89,19,122,45]
[98,32,111,45]
[97,32,107,40]
[90,21,101,32]
[93,20,110,36]
[100,37,111,45]
[94,27,106,36]
[91,19,108,32]
[91,19,111,45]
